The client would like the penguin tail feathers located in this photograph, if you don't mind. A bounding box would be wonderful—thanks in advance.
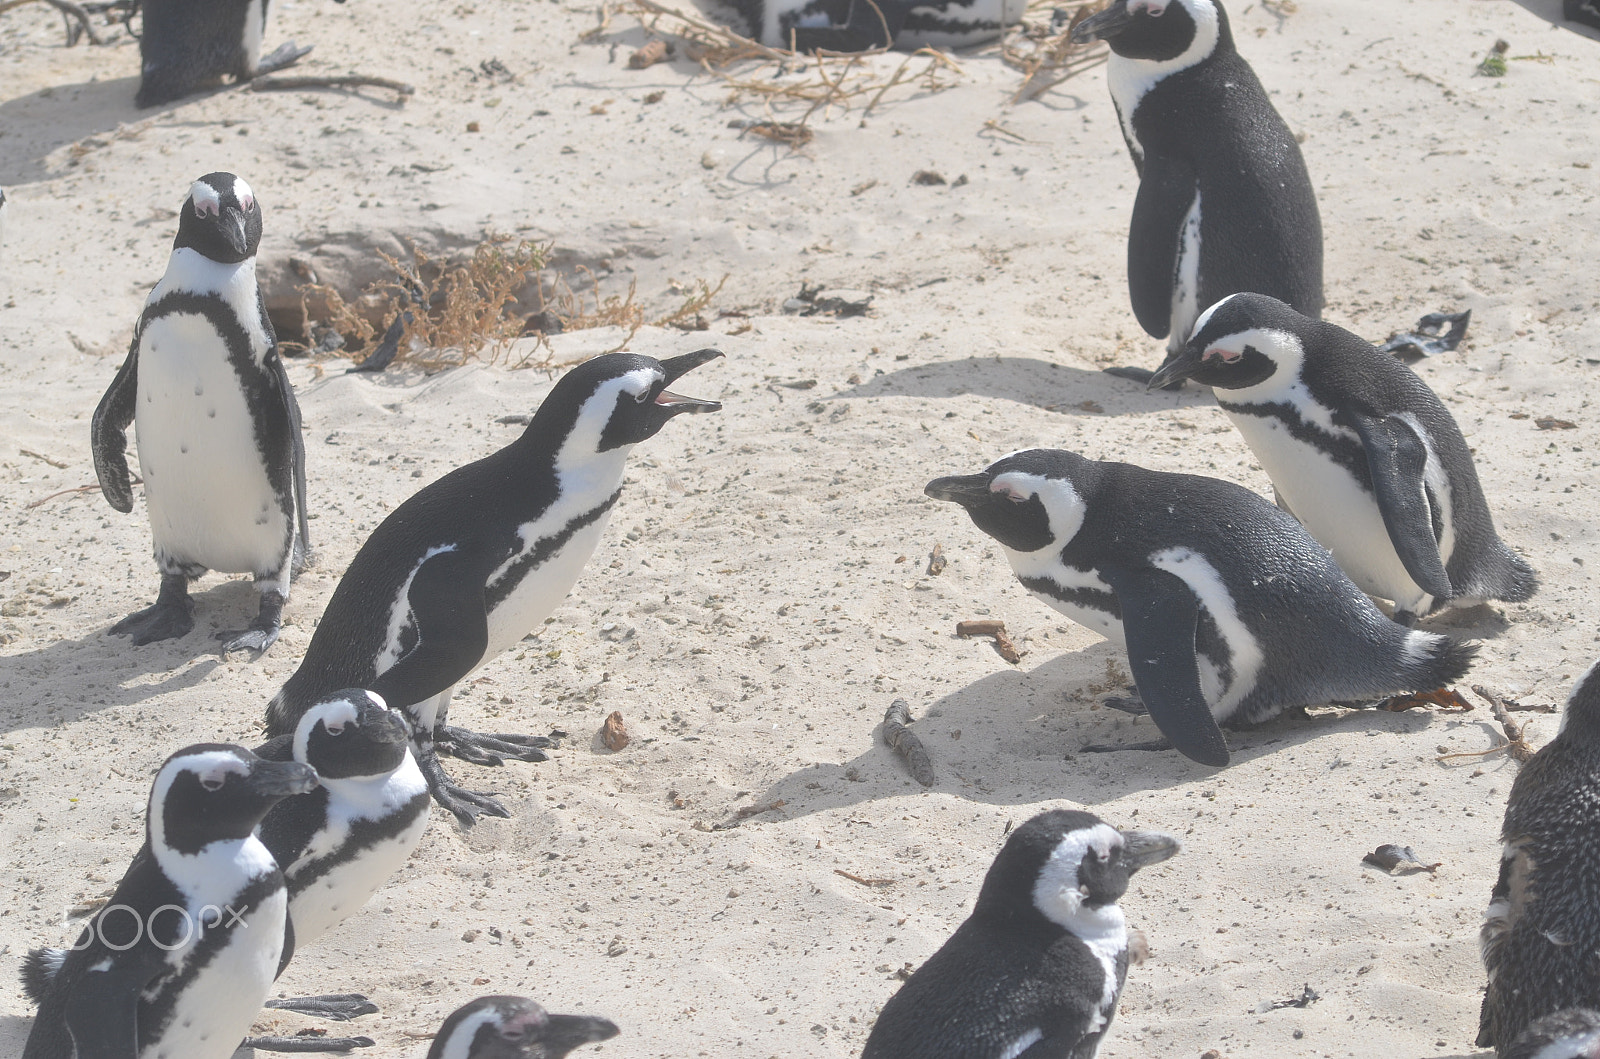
[1408,633,1478,690]
[1488,547,1539,605]
[21,947,66,1005]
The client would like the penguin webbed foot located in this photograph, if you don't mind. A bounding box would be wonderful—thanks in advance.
[254,42,315,77]
[264,994,379,1021]
[416,746,512,826]
[435,725,554,765]
[1078,737,1175,755]
[240,1033,374,1053]
[1101,693,1148,716]
[110,574,195,645]
[218,590,285,655]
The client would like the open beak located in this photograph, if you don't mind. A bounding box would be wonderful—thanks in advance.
[925,473,992,508]
[1071,1,1133,43]
[246,758,320,798]
[1120,830,1181,872]
[1145,347,1203,391]
[653,348,724,414]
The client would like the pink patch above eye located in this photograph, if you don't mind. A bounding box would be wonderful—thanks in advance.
[1204,347,1241,364]
[240,196,254,211]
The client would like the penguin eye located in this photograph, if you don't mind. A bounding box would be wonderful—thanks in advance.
[500,1028,525,1041]
[324,723,346,737]
[200,775,225,792]
[239,194,255,211]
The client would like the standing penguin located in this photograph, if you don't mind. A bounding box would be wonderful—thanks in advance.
[862,809,1178,1059]
[428,996,620,1059]
[1478,662,1600,1055]
[265,349,723,824]
[93,172,310,655]
[1071,0,1321,379]
[135,0,342,108]
[926,449,1477,766]
[20,745,317,1059]
[732,0,1022,52]
[1149,293,1538,625]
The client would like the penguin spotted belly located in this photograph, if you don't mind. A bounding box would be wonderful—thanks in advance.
[288,816,428,945]
[135,312,286,575]
[481,502,617,662]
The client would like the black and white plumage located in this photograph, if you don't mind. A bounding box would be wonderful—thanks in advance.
[1505,1009,1600,1059]
[862,809,1178,1059]
[1071,0,1321,368]
[92,172,310,655]
[926,449,1477,767]
[264,349,723,825]
[135,0,337,108]
[427,996,620,1059]
[1478,663,1600,1055]
[21,744,317,1059]
[733,0,1022,52]
[1150,293,1538,625]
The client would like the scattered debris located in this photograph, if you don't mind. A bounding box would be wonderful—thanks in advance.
[1127,929,1150,966]
[713,799,787,830]
[1537,417,1577,430]
[782,282,872,317]
[1438,686,1536,764]
[19,448,68,469]
[834,869,895,888]
[956,619,1022,664]
[882,699,935,787]
[250,74,415,99]
[628,38,669,68]
[600,711,630,751]
[0,0,103,45]
[1376,310,1471,362]
[1378,687,1473,712]
[926,543,947,576]
[1269,984,1320,1010]
[1363,844,1442,874]
[1477,38,1509,77]
[730,119,814,146]
[1000,0,1109,102]
[28,481,129,509]
[910,169,946,186]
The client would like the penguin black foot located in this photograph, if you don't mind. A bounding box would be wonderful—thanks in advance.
[1103,365,1184,391]
[265,994,379,1021]
[417,746,512,826]
[254,42,315,77]
[435,725,554,766]
[219,590,286,655]
[110,574,195,645]
[240,1033,374,1053]
[1101,694,1147,716]
[1079,737,1174,755]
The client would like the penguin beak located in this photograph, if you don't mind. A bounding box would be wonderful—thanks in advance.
[1071,1,1135,43]
[221,207,250,257]
[538,1014,621,1053]
[653,348,723,415]
[1120,830,1181,872]
[924,473,993,508]
[245,759,320,798]
[1145,346,1203,391]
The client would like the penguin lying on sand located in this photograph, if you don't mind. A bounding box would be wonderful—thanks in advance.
[1150,293,1538,626]
[93,172,310,655]
[244,689,430,1044]
[862,809,1178,1059]
[136,0,345,108]
[429,996,620,1059]
[21,745,317,1059]
[733,0,1022,52]
[265,349,724,825]
[1504,1009,1600,1059]
[926,449,1478,767]
[1479,662,1600,1055]
[1071,0,1321,382]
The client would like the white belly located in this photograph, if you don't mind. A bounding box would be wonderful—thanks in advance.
[287,811,429,947]
[482,508,614,660]
[1030,590,1127,648]
[135,314,287,574]
[142,888,286,1059]
[1169,191,1203,352]
[1227,410,1429,612]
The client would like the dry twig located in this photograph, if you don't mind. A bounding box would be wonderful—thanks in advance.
[834,869,895,887]
[882,699,935,786]
[1437,686,1536,764]
[999,0,1108,103]
[250,74,415,98]
[957,619,1022,664]
[0,0,103,45]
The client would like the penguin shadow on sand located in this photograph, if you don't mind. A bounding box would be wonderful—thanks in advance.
[831,355,1214,416]
[744,641,1468,821]
[1507,0,1600,42]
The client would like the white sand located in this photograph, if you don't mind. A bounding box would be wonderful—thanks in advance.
[1,0,1598,1055]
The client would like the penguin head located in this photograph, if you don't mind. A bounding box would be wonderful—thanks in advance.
[1147,292,1306,392]
[150,744,319,855]
[528,348,723,465]
[174,172,262,264]
[975,810,1180,928]
[426,995,620,1059]
[925,449,1091,556]
[1070,0,1224,63]
[1557,659,1600,743]
[1504,1008,1600,1059]
[294,689,413,781]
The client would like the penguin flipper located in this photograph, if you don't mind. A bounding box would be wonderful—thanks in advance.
[91,335,140,514]
[1127,150,1198,341]
[1099,564,1230,767]
[369,548,491,712]
[259,291,312,569]
[1353,413,1453,601]
[63,942,168,1059]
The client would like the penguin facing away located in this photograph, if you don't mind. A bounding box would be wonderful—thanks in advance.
[926,449,1477,767]
[93,172,311,655]
[732,0,1022,52]
[427,996,620,1059]
[1149,293,1538,625]
[861,809,1179,1059]
[1478,662,1600,1055]
[20,745,317,1059]
[1071,0,1321,374]
[135,0,341,108]
[265,349,723,825]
